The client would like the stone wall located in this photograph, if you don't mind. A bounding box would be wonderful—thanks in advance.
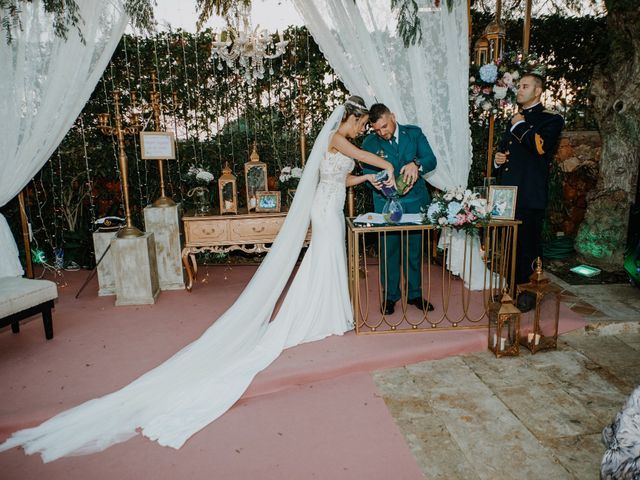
[552,131,601,236]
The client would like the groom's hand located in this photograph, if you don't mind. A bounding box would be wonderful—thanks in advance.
[400,163,419,193]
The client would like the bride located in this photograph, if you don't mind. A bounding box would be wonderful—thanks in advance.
[0,96,395,462]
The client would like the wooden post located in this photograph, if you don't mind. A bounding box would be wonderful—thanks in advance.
[523,0,532,54]
[485,0,503,179]
[18,190,33,279]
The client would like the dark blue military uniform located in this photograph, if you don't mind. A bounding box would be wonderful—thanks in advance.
[494,103,564,284]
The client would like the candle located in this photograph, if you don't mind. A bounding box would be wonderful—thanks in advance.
[500,337,506,351]
[534,334,541,346]
[528,332,534,343]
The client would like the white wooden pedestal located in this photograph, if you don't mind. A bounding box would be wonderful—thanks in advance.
[92,231,117,296]
[111,233,160,306]
[143,204,185,290]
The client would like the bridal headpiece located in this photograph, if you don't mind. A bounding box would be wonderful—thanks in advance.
[344,99,367,110]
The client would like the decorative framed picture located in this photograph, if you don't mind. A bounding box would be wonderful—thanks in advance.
[255,191,281,213]
[488,185,518,220]
[139,132,176,159]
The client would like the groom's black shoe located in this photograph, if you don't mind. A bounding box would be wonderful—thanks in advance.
[407,297,435,311]
[381,300,396,316]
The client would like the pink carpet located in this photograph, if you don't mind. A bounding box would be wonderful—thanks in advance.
[0,265,586,478]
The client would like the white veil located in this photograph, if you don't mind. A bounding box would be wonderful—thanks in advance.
[0,106,346,462]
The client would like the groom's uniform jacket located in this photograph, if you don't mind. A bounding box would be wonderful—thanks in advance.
[494,103,564,210]
[362,124,437,214]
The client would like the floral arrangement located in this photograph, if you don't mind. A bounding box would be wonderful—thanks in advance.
[422,187,490,234]
[186,165,215,186]
[469,52,544,118]
[278,165,303,190]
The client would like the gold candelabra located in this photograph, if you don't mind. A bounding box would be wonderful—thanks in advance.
[149,72,175,207]
[98,90,143,238]
[295,77,307,166]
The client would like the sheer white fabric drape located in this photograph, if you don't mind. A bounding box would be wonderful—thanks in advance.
[0,0,129,278]
[292,0,471,191]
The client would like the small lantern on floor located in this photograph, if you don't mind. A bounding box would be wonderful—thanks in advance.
[218,162,238,214]
[488,290,521,357]
[244,142,268,212]
[517,258,561,353]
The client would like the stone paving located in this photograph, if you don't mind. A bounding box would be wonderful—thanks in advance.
[373,277,640,480]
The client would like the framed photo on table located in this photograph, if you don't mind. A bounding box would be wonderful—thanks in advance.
[488,185,517,220]
[255,191,281,213]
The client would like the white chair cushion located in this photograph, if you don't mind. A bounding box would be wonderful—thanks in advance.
[0,277,58,318]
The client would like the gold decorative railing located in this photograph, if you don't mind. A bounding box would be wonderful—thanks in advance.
[346,219,519,334]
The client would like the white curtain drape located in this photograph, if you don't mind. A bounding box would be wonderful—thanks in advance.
[0,0,129,278]
[292,0,471,191]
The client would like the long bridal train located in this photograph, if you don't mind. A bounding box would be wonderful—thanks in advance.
[0,106,352,463]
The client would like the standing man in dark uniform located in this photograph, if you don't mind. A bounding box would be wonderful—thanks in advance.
[362,104,437,315]
[494,71,564,311]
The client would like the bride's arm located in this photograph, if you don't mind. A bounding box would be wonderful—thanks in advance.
[332,133,394,176]
[346,173,381,188]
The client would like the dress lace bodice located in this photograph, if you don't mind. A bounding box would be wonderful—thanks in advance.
[314,150,355,210]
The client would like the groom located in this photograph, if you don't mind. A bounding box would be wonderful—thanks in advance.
[362,103,437,315]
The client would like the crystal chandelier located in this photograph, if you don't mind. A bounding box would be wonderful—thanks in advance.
[212,5,289,82]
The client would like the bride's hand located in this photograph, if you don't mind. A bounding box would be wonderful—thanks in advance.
[368,174,383,190]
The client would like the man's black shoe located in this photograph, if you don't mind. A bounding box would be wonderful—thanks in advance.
[407,297,435,311]
[517,292,536,313]
[381,300,396,315]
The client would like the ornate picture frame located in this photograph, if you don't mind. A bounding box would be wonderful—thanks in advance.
[255,191,281,213]
[488,185,518,220]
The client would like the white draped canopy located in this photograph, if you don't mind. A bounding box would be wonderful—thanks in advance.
[293,0,471,191]
[0,1,471,277]
[0,0,129,278]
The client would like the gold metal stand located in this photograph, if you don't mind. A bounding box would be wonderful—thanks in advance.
[98,91,143,238]
[18,190,33,278]
[150,72,175,208]
[295,77,307,166]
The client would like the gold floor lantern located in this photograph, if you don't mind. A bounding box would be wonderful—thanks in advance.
[488,290,521,358]
[517,258,561,353]
[218,162,238,215]
[244,143,268,212]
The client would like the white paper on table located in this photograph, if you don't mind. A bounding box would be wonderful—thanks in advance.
[353,212,423,225]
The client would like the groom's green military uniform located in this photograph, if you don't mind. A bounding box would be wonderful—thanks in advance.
[362,124,437,302]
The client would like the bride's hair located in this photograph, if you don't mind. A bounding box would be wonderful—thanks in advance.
[342,95,368,121]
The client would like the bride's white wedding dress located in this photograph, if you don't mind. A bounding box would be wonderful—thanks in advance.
[0,106,353,462]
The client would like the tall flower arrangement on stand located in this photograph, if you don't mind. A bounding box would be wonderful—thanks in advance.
[469,52,543,119]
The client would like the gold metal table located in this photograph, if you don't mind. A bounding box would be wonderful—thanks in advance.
[346,218,519,334]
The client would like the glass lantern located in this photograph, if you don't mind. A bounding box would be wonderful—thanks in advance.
[517,258,561,353]
[244,142,268,212]
[218,162,238,215]
[488,290,521,357]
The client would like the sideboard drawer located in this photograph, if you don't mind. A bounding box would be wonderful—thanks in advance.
[186,220,229,244]
[230,217,284,242]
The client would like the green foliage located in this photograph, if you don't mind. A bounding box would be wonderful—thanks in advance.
[1,0,155,45]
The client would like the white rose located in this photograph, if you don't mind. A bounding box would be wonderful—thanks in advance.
[511,71,520,80]
[455,193,463,201]
[481,101,492,111]
[502,72,513,86]
[493,85,508,100]
[291,167,303,178]
[469,76,475,83]
[438,217,447,225]
[281,166,291,174]
[444,193,454,201]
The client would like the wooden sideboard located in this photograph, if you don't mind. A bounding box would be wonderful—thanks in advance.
[181,210,308,291]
